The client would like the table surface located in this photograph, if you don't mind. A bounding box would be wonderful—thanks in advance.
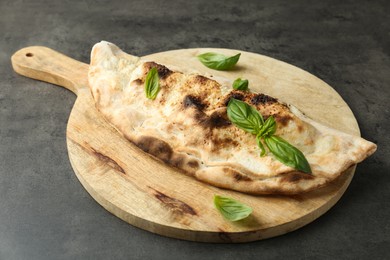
[1,0,389,259]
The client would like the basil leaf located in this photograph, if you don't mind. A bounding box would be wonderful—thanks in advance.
[258,116,276,138]
[264,135,312,173]
[214,195,252,221]
[227,98,264,134]
[232,78,249,91]
[256,135,266,157]
[144,67,160,100]
[197,52,241,70]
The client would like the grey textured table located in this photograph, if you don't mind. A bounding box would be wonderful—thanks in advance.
[1,0,389,259]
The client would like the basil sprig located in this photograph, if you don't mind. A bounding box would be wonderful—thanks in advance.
[214,195,252,221]
[233,78,249,91]
[227,98,312,173]
[226,98,263,134]
[197,52,241,70]
[258,115,276,137]
[144,67,160,100]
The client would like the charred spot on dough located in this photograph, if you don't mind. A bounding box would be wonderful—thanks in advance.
[136,136,173,163]
[187,160,200,169]
[275,114,293,126]
[166,123,174,133]
[233,172,252,182]
[223,168,252,181]
[250,93,278,105]
[183,95,208,110]
[132,78,143,85]
[194,75,209,84]
[190,75,220,88]
[135,136,199,173]
[223,91,245,106]
[202,134,240,153]
[201,109,231,129]
[170,154,186,168]
[208,110,231,128]
[281,172,314,183]
[144,61,173,79]
[208,135,240,152]
[189,107,231,130]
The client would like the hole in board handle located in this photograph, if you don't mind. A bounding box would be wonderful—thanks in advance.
[26,53,33,57]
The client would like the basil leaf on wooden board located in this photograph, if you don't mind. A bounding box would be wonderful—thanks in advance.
[264,135,312,173]
[258,116,276,138]
[227,98,264,134]
[144,67,160,100]
[232,78,249,91]
[197,52,241,70]
[214,195,252,221]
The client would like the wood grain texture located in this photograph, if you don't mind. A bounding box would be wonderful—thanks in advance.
[11,46,359,242]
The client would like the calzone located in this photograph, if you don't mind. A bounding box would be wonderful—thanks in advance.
[88,41,376,195]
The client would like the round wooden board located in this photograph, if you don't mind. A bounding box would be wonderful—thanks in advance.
[11,46,360,243]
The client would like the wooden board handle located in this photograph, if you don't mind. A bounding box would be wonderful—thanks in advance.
[11,46,89,95]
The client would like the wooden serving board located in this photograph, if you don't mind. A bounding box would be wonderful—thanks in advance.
[11,46,360,243]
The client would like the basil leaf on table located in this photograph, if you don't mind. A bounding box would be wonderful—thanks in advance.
[197,52,241,70]
[227,98,264,134]
[264,135,312,173]
[144,67,160,100]
[214,195,252,221]
[232,78,249,91]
